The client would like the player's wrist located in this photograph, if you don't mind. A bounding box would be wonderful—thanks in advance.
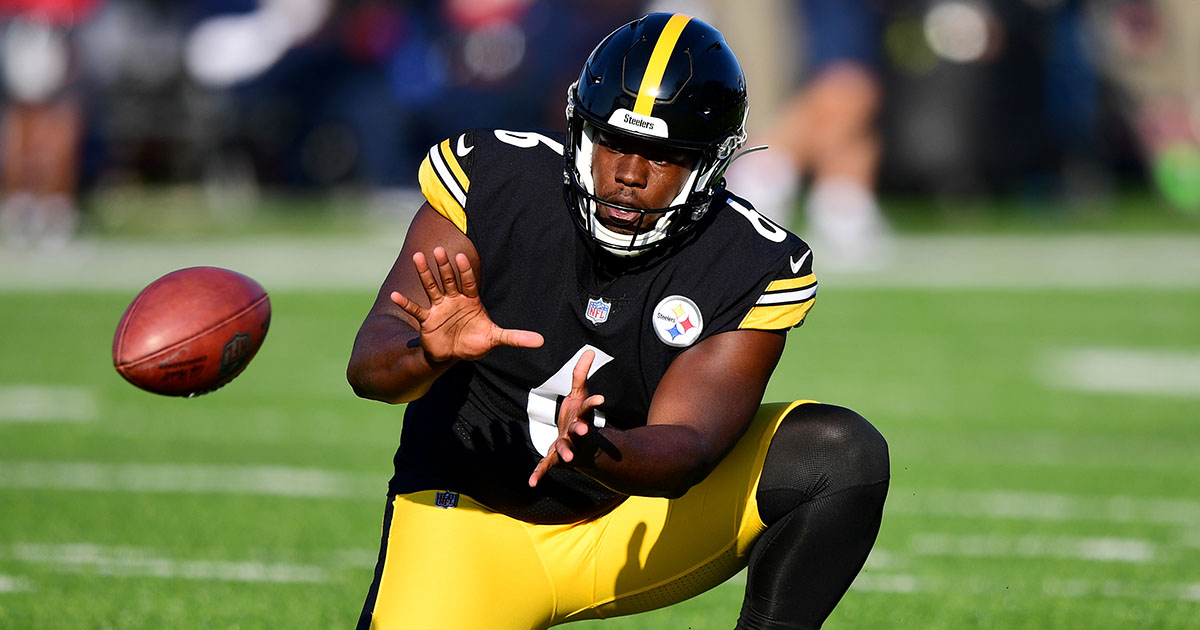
[405,335,455,369]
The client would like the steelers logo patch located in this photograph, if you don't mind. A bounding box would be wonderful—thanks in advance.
[652,295,704,347]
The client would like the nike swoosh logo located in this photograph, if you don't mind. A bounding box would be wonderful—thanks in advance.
[456,135,473,157]
[789,250,811,274]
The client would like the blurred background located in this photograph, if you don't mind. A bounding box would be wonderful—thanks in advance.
[1,0,1198,249]
[1,2,1199,629]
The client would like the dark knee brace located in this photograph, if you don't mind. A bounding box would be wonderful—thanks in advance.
[736,403,890,630]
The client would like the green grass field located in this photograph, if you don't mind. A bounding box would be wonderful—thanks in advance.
[2,200,1199,628]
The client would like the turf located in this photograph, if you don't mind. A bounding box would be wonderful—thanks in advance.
[2,269,1199,628]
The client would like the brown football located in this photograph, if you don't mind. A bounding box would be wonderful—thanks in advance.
[113,266,271,397]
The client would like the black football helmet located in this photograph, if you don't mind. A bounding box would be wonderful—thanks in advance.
[564,13,749,256]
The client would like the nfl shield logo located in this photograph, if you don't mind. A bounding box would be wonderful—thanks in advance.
[434,491,459,509]
[585,297,611,325]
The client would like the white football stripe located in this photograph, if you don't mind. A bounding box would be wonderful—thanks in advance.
[1042,577,1200,602]
[0,574,33,593]
[888,488,1200,526]
[0,461,381,498]
[849,572,1200,601]
[732,566,1200,602]
[2,234,1199,291]
[7,543,327,583]
[1041,348,1200,398]
[850,573,924,594]
[909,533,1157,563]
[0,385,97,423]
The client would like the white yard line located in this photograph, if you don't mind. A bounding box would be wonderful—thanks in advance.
[1042,577,1200,602]
[2,234,1199,291]
[5,543,327,583]
[1041,348,1200,398]
[0,461,380,499]
[848,571,1200,602]
[908,533,1157,563]
[4,462,1194,526]
[887,488,1200,526]
[0,385,97,423]
[0,574,33,593]
[0,237,401,292]
[849,573,925,594]
[5,539,1198,602]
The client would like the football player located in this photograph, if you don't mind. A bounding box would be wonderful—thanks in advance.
[347,13,889,629]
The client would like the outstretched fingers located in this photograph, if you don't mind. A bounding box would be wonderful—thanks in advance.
[432,247,460,297]
[529,452,558,487]
[492,326,545,349]
[454,253,479,298]
[412,251,443,304]
[390,291,427,321]
[571,350,595,396]
[575,395,605,426]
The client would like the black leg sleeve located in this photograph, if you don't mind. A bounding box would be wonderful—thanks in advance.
[736,404,890,630]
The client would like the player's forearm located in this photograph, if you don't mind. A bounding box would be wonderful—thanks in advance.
[346,316,453,403]
[571,423,715,499]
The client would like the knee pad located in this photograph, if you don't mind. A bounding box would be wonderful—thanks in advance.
[756,403,890,525]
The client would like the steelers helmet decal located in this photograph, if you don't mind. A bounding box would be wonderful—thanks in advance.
[565,13,749,256]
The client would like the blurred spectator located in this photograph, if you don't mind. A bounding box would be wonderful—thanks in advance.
[205,0,643,190]
[2,0,1169,231]
[1,0,101,247]
[725,0,891,270]
[1090,0,1200,212]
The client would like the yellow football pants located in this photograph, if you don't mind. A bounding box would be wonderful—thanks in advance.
[363,400,809,629]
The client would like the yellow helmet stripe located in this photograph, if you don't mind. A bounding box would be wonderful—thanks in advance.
[632,14,692,116]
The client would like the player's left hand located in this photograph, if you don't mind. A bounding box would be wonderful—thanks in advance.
[391,247,543,364]
[528,350,605,487]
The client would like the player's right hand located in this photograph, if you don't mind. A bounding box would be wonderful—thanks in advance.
[391,246,544,364]
[529,350,606,487]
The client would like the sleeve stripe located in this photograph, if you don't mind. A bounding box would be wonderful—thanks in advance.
[438,139,470,194]
[765,274,816,292]
[428,144,467,207]
[756,284,817,306]
[739,300,816,330]
[417,155,468,233]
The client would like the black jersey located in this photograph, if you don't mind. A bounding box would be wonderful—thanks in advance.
[391,129,817,524]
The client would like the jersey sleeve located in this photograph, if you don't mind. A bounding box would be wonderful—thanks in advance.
[417,130,476,234]
[738,243,818,330]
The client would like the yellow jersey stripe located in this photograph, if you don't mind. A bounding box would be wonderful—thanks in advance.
[739,300,816,330]
[438,139,470,193]
[417,155,467,233]
[766,274,817,292]
[633,14,692,115]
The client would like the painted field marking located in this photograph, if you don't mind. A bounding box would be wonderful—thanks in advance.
[734,566,1200,603]
[0,574,33,593]
[1042,577,1200,602]
[0,385,97,423]
[0,461,380,499]
[6,543,327,583]
[2,234,1199,291]
[908,532,1157,563]
[887,488,1200,526]
[849,573,924,594]
[848,571,1200,602]
[1041,348,1200,398]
